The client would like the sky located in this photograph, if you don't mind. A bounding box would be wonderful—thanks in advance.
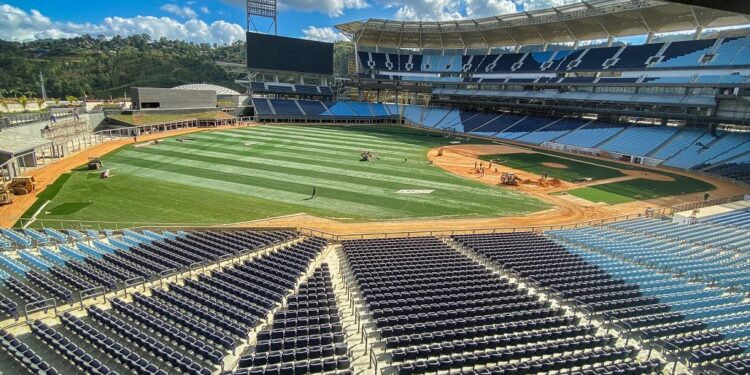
[0,0,586,44]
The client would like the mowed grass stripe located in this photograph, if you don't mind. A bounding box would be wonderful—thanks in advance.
[36,125,549,224]
[106,154,494,217]
[101,163,404,218]
[112,148,512,212]
[121,144,512,198]
[201,130,421,156]
[250,125,433,147]
[160,138,452,179]
[118,147,513,211]
[245,125,438,150]
[227,126,419,148]
[186,135,423,164]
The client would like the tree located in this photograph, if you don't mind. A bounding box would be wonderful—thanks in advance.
[0,99,8,112]
[53,97,60,106]
[18,95,29,111]
[65,95,78,106]
[35,97,46,111]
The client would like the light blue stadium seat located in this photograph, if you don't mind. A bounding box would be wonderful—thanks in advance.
[599,125,678,156]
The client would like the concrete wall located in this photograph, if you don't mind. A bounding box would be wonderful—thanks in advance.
[130,87,217,110]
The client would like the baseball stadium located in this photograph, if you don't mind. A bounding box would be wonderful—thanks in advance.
[0,0,749,375]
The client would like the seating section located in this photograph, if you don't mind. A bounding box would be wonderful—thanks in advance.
[0,327,60,374]
[649,128,706,160]
[515,118,589,145]
[297,100,328,116]
[231,264,351,375]
[0,230,294,324]
[269,99,303,116]
[340,236,649,375]
[253,99,275,116]
[705,161,750,184]
[705,36,750,66]
[496,116,555,140]
[703,208,750,229]
[653,39,717,68]
[454,228,750,372]
[664,132,750,169]
[354,38,746,75]
[552,122,626,148]
[250,82,334,97]
[599,125,679,156]
[0,230,331,375]
[611,43,664,69]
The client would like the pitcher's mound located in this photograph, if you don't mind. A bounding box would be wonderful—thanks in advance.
[542,162,568,169]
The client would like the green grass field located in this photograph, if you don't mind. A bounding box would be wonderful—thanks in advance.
[481,149,714,205]
[25,125,550,225]
[566,176,714,204]
[479,152,624,181]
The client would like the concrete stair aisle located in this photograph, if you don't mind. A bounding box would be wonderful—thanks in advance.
[332,245,383,375]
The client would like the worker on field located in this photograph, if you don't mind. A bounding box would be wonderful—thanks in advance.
[311,186,317,199]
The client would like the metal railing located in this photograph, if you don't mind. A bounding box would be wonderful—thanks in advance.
[298,210,668,241]
[671,194,747,213]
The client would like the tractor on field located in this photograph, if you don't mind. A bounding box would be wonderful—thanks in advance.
[500,173,520,186]
[7,176,37,196]
[88,157,103,170]
[0,184,12,206]
[361,151,379,162]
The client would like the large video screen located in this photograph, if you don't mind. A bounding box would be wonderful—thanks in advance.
[246,32,333,75]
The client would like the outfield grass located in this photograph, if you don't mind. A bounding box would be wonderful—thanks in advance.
[28,125,550,225]
[566,176,715,204]
[479,153,624,181]
[483,146,715,204]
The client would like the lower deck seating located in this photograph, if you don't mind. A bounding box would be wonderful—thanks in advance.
[341,236,628,375]
[230,264,351,375]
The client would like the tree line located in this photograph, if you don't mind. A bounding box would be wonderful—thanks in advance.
[0,34,353,100]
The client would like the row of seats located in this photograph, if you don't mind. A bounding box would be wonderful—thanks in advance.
[30,320,115,375]
[0,327,59,374]
[233,264,351,374]
[341,236,620,375]
[357,38,745,73]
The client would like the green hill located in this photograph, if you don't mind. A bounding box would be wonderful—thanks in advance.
[0,34,353,99]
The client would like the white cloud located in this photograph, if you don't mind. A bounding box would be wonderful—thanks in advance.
[382,0,519,21]
[516,0,582,11]
[0,4,245,44]
[466,0,517,18]
[200,6,211,14]
[160,4,198,19]
[301,26,347,42]
[222,0,369,17]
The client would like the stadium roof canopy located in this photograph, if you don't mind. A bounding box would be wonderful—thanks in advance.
[336,0,750,49]
[173,84,242,96]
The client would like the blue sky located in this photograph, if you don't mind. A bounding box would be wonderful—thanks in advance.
[0,0,584,44]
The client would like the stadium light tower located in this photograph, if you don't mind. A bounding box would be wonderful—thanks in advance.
[247,0,277,34]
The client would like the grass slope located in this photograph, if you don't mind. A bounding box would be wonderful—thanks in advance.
[31,125,549,225]
[480,153,624,181]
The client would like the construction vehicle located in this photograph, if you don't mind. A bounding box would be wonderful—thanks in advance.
[0,184,12,206]
[500,173,520,186]
[88,157,103,170]
[360,151,379,162]
[8,176,36,195]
